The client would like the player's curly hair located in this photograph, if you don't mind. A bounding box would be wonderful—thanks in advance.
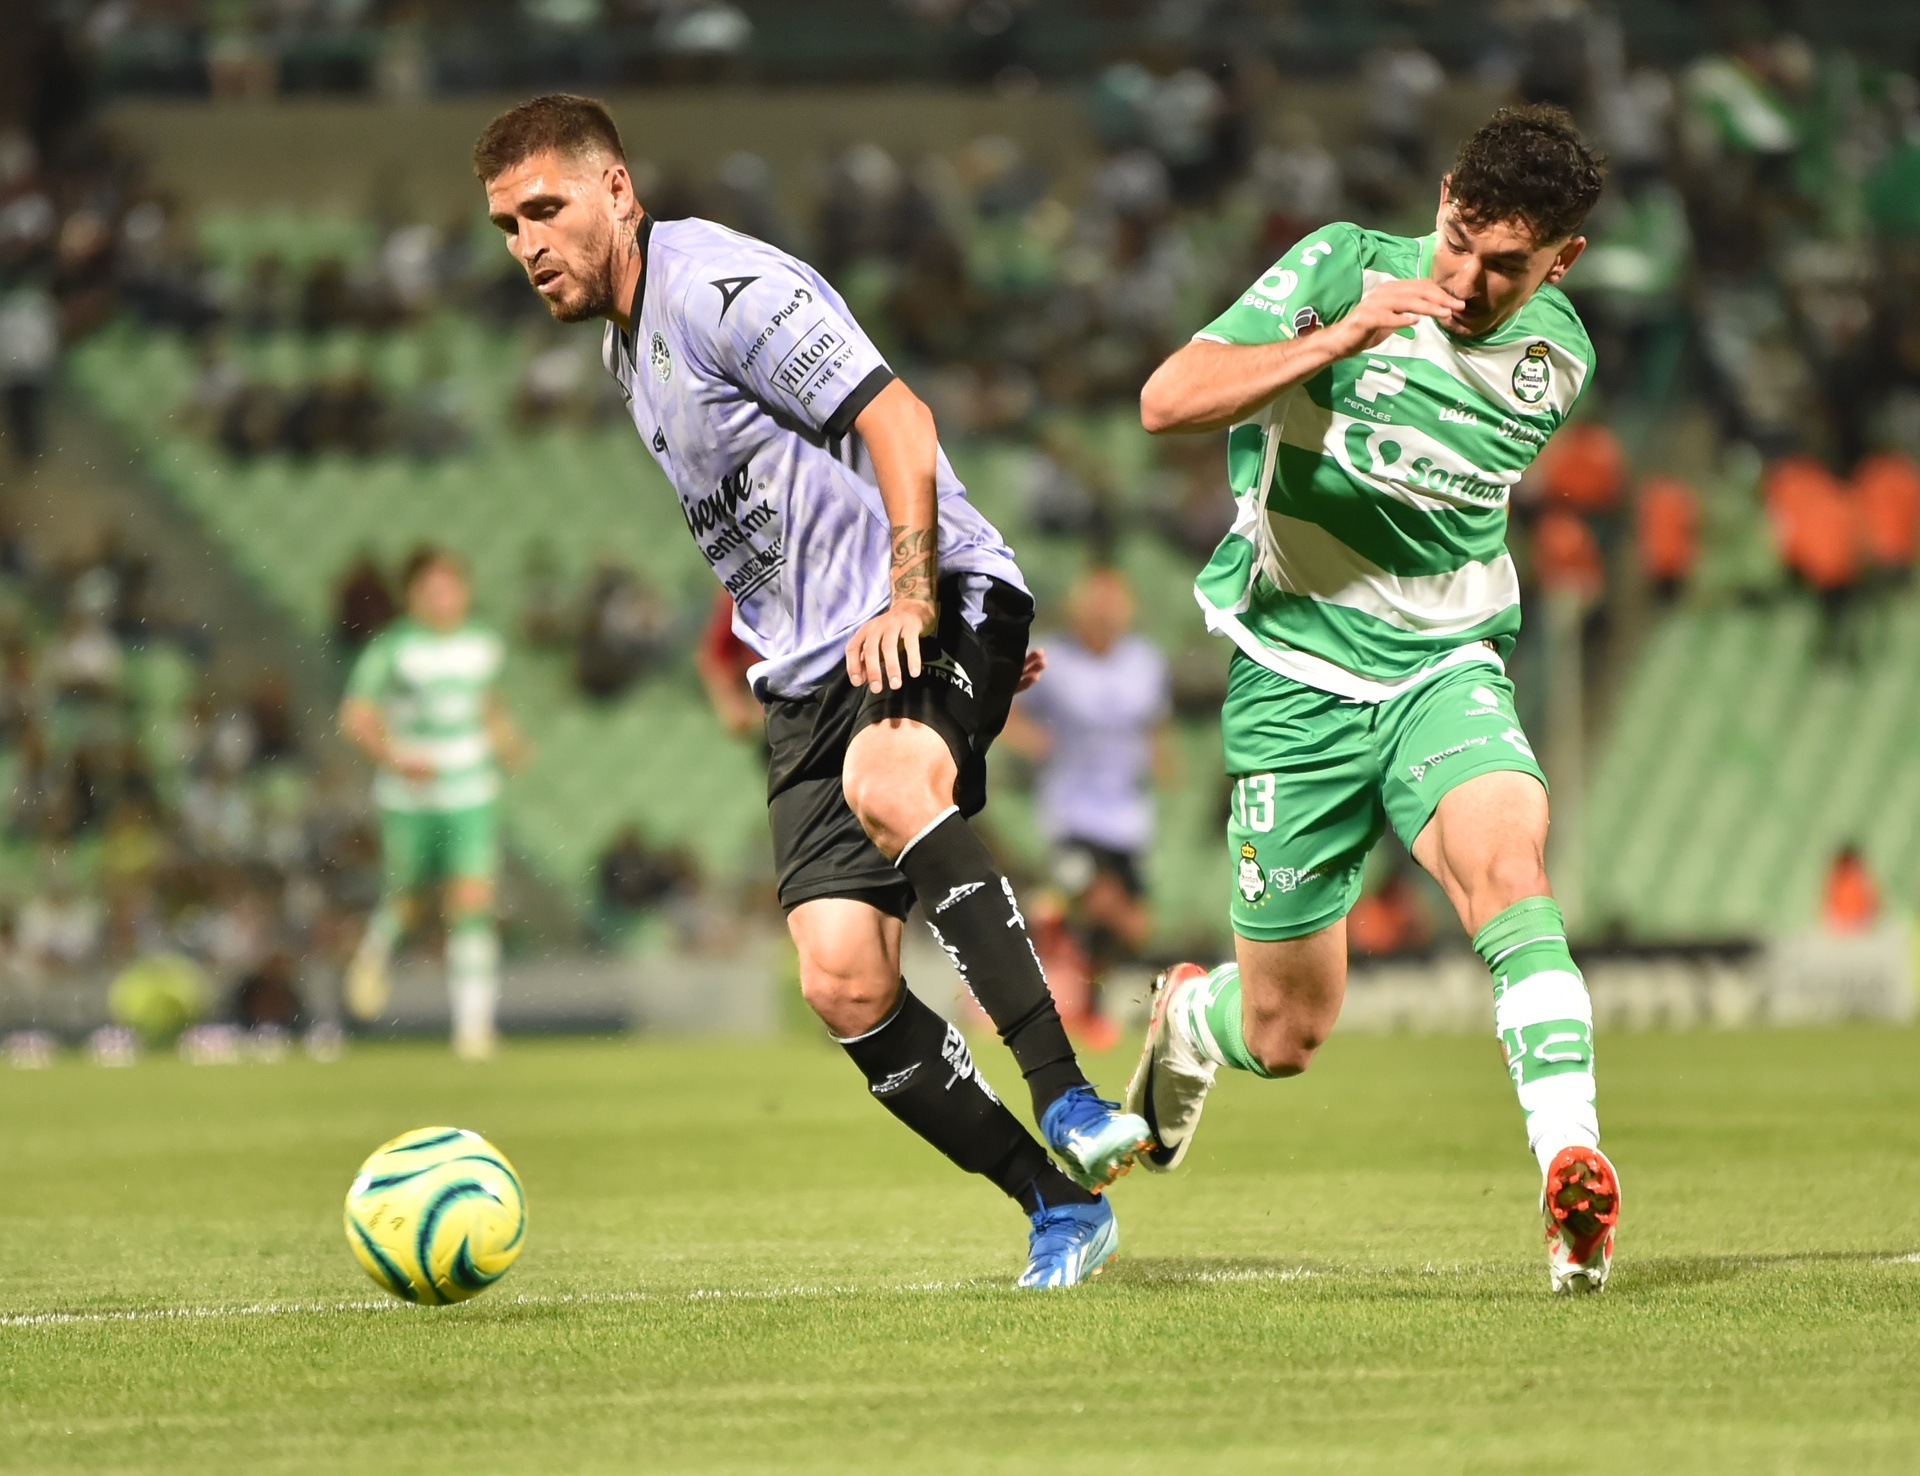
[401,543,464,591]
[1447,104,1606,245]
[473,93,626,182]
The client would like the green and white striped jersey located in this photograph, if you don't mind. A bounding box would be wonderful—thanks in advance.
[1193,222,1594,701]
[345,618,505,812]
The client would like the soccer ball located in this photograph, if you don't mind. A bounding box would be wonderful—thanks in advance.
[343,1126,525,1304]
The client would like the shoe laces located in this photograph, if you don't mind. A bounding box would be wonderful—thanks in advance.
[1042,1085,1123,1140]
[1027,1201,1107,1260]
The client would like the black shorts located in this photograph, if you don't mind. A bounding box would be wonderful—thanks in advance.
[1052,839,1145,900]
[764,574,1033,917]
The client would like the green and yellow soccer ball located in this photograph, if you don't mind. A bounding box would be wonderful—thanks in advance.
[344,1127,526,1304]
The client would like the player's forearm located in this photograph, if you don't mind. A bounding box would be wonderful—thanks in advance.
[484,698,529,770]
[339,700,395,767]
[1140,333,1347,434]
[854,380,939,610]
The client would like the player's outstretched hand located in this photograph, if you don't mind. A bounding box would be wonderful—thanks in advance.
[1327,278,1466,357]
[1016,647,1046,693]
[846,599,938,694]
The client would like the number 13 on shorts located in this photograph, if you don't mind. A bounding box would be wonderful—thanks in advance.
[1231,773,1275,832]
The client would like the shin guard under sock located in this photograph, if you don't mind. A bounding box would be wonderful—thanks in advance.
[894,808,1088,1117]
[1472,896,1599,1174]
[837,985,1095,1212]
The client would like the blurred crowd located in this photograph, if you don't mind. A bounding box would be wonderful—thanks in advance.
[8,1,1920,974]
[0,533,388,1037]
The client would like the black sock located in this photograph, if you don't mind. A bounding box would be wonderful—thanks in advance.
[838,984,1095,1214]
[894,809,1090,1119]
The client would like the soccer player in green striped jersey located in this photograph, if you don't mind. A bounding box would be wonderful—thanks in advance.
[1127,105,1622,1292]
[339,547,528,1061]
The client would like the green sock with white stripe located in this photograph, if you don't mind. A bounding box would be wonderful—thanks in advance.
[1174,963,1276,1079]
[1472,896,1598,1175]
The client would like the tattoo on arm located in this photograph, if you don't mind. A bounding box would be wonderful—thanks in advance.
[889,524,936,606]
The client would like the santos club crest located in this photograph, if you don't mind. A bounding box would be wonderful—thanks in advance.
[1237,842,1267,903]
[1512,341,1551,405]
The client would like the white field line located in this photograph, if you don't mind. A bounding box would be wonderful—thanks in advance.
[0,1267,1318,1330]
[6,1254,1911,1330]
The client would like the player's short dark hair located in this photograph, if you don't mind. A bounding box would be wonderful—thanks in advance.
[472,93,626,182]
[1447,104,1605,246]
[401,544,463,591]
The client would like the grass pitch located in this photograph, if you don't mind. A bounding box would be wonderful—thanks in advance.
[3,1024,1918,1474]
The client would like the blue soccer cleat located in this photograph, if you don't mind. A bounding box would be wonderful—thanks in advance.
[1016,1197,1119,1289]
[1040,1085,1152,1190]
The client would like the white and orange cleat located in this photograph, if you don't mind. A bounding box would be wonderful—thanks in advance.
[1542,1144,1621,1294]
[1123,962,1217,1172]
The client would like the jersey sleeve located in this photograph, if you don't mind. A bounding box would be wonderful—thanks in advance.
[683,267,894,438]
[1194,223,1367,347]
[344,634,393,704]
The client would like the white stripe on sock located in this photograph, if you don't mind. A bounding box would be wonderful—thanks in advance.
[1493,969,1591,1033]
[894,806,961,865]
[1485,932,1566,968]
[1180,974,1230,1066]
[1519,1071,1599,1174]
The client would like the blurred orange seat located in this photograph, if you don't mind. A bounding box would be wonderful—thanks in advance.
[1532,508,1606,598]
[1634,475,1699,585]
[1853,451,1920,570]
[1538,422,1626,514]
[1765,455,1857,591]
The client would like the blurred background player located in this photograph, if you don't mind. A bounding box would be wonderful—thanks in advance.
[1003,566,1173,1048]
[339,547,528,1060]
[1131,105,1621,1294]
[475,94,1147,1286]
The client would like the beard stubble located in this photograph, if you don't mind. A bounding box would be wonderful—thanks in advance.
[542,212,619,324]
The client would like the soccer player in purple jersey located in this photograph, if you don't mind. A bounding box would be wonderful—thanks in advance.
[474,94,1148,1287]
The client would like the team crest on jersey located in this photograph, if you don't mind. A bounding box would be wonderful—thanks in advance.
[650,332,673,382]
[1237,842,1267,904]
[1512,341,1551,405]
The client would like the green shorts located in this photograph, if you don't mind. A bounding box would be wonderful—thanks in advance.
[1222,655,1546,941]
[379,804,499,895]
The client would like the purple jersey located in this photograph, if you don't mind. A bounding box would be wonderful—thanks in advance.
[602,216,1026,699]
[1017,633,1170,854]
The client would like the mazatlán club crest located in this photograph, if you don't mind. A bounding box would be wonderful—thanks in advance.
[1237,841,1267,904]
[1512,341,1551,405]
[650,332,673,382]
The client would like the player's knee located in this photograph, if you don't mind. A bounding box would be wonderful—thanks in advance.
[445,881,494,922]
[1474,848,1549,915]
[797,956,897,1035]
[841,766,937,857]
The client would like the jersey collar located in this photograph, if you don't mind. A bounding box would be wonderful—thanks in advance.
[616,213,655,340]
